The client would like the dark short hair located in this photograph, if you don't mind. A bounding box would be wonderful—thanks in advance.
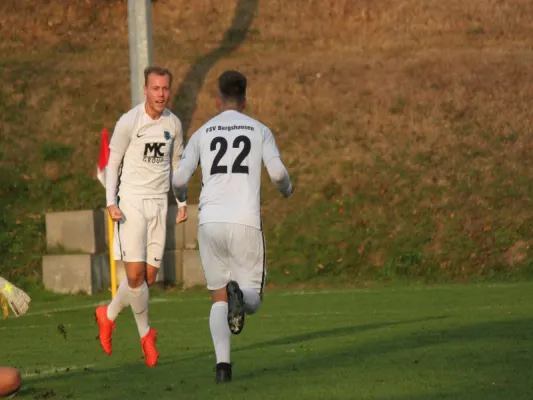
[218,70,247,103]
[144,66,173,87]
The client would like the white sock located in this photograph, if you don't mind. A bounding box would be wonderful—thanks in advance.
[210,302,231,364]
[107,278,130,321]
[241,287,262,314]
[129,281,150,338]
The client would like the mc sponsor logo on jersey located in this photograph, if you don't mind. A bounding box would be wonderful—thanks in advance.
[143,142,166,164]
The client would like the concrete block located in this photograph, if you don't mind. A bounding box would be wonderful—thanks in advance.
[43,249,203,294]
[93,254,111,294]
[42,254,110,295]
[46,209,106,253]
[163,249,183,283]
[165,205,185,250]
[182,250,205,288]
[102,208,111,247]
[184,204,199,250]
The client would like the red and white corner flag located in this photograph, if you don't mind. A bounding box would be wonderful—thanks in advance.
[97,128,110,188]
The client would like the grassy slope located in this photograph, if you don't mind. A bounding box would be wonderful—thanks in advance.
[1,0,533,287]
[1,283,533,399]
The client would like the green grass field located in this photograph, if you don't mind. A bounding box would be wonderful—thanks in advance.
[1,282,532,399]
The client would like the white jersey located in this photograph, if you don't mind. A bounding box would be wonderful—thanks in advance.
[106,102,184,206]
[175,110,287,230]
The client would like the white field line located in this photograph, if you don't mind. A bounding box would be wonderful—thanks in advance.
[0,302,516,332]
[21,364,95,378]
[8,282,523,319]
[22,289,405,317]
[0,311,344,331]
[21,290,347,317]
[24,297,173,317]
[5,301,518,332]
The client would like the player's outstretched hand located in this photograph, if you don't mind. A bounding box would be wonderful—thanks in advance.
[176,205,188,224]
[0,277,31,317]
[107,205,123,222]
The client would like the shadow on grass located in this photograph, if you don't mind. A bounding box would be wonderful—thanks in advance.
[25,316,443,385]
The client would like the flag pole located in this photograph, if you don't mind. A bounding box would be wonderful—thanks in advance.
[97,127,117,300]
[108,212,117,299]
[1,294,9,318]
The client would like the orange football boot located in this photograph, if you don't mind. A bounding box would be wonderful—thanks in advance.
[95,305,115,355]
[141,328,159,367]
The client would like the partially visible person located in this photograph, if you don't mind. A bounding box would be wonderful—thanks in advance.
[0,277,31,317]
[0,277,30,398]
[0,367,21,398]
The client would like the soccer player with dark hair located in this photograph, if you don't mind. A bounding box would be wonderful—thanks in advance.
[172,70,293,382]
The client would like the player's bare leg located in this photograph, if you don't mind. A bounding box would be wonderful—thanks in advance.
[145,264,159,287]
[126,262,159,367]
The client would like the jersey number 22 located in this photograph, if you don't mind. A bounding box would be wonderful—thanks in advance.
[210,135,251,175]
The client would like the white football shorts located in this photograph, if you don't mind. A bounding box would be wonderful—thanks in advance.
[113,196,167,268]
[198,222,266,293]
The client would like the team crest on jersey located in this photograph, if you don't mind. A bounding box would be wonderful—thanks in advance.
[164,131,171,140]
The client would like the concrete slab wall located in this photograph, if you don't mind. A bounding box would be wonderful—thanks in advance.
[42,205,204,295]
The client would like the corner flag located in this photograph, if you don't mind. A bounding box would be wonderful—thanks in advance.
[97,128,110,187]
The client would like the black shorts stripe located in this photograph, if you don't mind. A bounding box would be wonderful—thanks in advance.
[115,158,124,198]
[116,196,123,261]
[259,219,266,295]
[114,157,125,260]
